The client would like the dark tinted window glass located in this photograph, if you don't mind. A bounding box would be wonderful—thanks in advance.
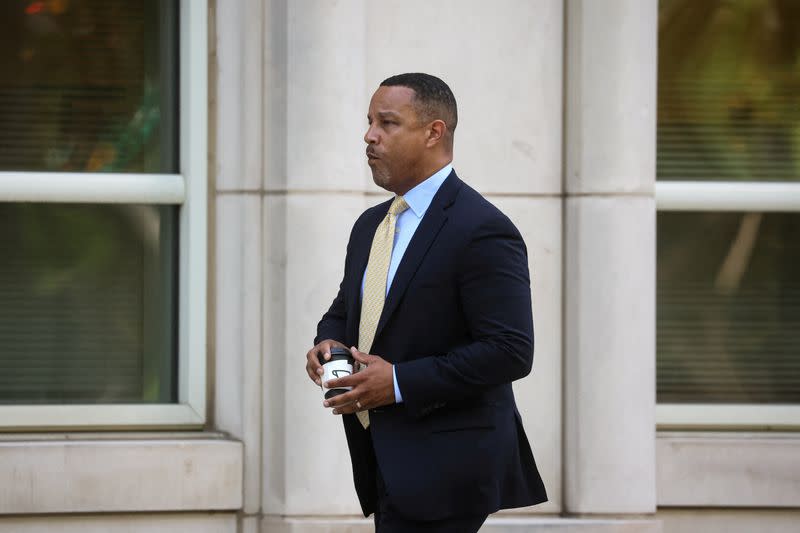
[657,211,800,404]
[658,0,800,181]
[0,203,178,404]
[0,0,178,173]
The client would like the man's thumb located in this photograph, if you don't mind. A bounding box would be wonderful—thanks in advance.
[351,346,370,364]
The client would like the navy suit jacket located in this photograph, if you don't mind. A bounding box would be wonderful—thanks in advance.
[315,171,547,520]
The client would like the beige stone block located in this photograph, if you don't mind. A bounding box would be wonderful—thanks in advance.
[263,0,288,192]
[660,509,800,533]
[657,433,800,507]
[262,193,289,515]
[215,0,264,191]
[565,0,657,194]
[215,194,263,513]
[365,0,563,195]
[277,1,367,192]
[564,196,656,513]
[0,439,242,513]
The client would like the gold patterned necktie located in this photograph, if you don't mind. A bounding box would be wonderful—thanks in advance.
[357,195,409,428]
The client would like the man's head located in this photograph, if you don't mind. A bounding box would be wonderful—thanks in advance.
[364,73,457,195]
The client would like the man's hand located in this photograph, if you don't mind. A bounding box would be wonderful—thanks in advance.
[323,347,395,414]
[306,339,348,386]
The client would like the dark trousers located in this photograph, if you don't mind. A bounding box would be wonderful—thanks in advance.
[374,465,488,533]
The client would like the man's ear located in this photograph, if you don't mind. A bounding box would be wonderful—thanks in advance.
[426,119,447,148]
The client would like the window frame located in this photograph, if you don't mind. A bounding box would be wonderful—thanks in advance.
[656,180,800,429]
[0,0,207,430]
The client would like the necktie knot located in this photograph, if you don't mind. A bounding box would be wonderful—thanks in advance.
[389,196,409,216]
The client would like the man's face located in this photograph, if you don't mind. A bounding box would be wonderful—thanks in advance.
[364,85,428,194]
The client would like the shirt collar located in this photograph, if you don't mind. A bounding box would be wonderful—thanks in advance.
[401,163,453,219]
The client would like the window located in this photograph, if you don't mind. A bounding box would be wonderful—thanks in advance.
[656,0,800,428]
[0,0,207,429]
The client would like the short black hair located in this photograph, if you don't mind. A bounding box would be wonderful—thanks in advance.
[380,73,458,137]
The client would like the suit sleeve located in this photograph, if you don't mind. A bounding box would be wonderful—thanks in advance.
[315,276,347,346]
[394,212,534,418]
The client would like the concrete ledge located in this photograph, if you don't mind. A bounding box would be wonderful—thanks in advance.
[262,516,661,533]
[0,437,243,514]
[0,513,236,533]
[657,432,800,507]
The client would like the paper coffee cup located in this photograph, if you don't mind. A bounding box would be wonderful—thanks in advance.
[318,347,354,399]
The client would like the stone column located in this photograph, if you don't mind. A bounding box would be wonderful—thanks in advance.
[564,0,658,514]
[213,2,265,533]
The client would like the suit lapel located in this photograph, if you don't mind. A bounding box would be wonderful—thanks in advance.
[374,171,463,340]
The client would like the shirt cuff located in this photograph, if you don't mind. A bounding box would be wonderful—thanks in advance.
[392,365,403,403]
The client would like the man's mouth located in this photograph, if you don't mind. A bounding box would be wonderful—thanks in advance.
[366,149,379,161]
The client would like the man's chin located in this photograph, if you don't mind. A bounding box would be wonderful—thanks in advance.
[370,170,391,191]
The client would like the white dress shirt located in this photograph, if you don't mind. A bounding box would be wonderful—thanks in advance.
[361,163,453,403]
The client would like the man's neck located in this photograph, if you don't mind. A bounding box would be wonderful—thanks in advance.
[394,158,452,196]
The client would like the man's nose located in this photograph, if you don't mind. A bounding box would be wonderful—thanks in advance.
[364,125,378,144]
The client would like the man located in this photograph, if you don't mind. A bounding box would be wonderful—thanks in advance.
[305,73,546,532]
